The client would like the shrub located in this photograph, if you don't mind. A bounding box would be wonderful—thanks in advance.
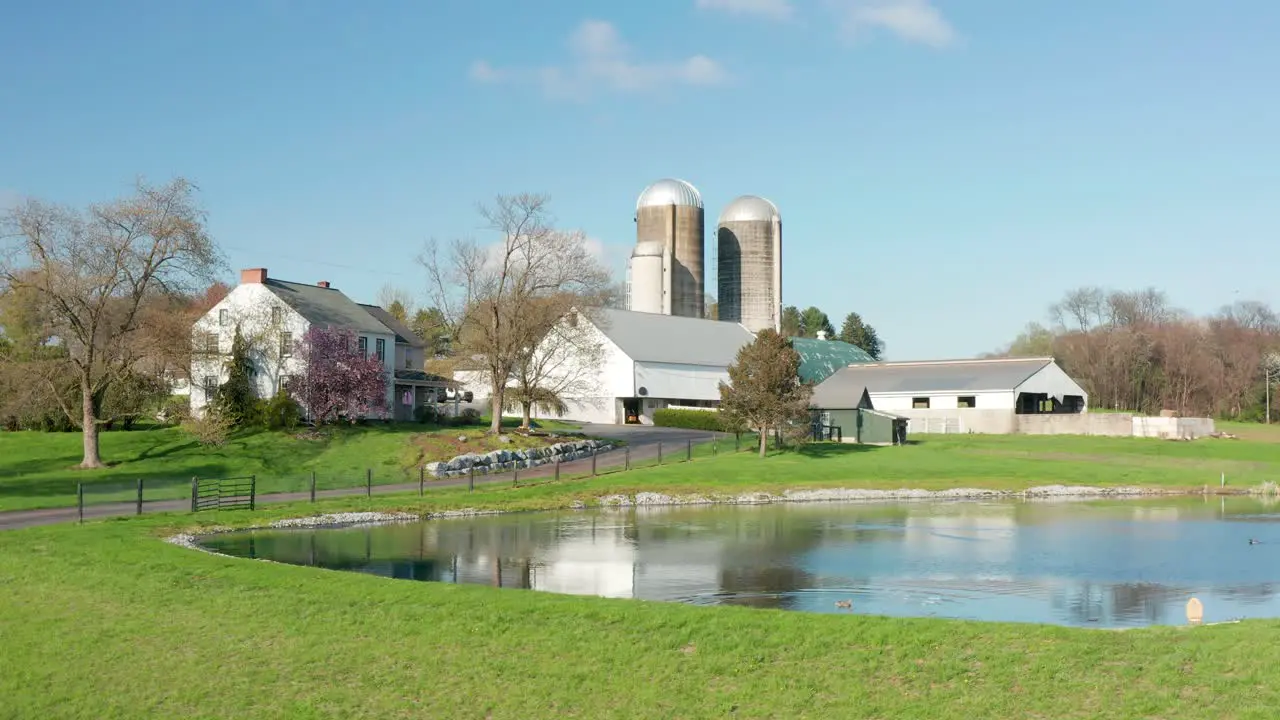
[458,407,482,426]
[157,395,191,426]
[262,391,301,431]
[653,408,723,432]
[413,404,438,424]
[182,407,234,447]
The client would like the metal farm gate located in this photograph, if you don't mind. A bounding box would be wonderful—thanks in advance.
[191,475,257,512]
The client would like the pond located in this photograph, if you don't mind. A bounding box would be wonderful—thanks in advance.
[199,497,1280,628]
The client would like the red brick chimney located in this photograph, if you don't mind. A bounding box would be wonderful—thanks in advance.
[240,268,267,284]
[317,281,330,288]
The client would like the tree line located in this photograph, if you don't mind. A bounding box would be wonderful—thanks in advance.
[990,287,1280,420]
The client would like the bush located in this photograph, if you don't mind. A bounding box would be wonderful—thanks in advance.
[262,391,301,431]
[181,408,233,447]
[157,395,191,426]
[653,408,724,432]
[413,404,438,424]
[458,407,482,426]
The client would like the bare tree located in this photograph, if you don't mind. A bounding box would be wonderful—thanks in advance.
[0,178,222,467]
[505,299,606,428]
[419,194,612,433]
[376,284,415,322]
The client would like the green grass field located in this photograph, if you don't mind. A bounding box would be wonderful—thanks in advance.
[0,418,584,512]
[4,474,1280,719]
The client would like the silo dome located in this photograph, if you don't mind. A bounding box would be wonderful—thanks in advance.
[632,240,666,257]
[636,178,703,211]
[718,195,780,224]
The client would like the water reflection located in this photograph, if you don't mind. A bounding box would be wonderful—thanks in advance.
[202,497,1280,628]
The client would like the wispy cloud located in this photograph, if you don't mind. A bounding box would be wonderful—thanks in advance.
[470,20,728,101]
[833,0,957,48]
[696,0,795,21]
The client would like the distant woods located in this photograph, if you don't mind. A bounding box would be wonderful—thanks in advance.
[991,287,1280,420]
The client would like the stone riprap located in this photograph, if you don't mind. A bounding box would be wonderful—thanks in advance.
[423,439,614,480]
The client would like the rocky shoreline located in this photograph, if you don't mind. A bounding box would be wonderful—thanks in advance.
[168,484,1207,552]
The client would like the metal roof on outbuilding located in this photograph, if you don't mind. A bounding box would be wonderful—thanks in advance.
[263,279,394,336]
[819,357,1055,396]
[592,308,755,366]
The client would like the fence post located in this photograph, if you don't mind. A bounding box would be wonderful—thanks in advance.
[249,475,257,511]
[512,466,519,488]
[591,448,597,476]
[468,466,475,493]
[190,477,198,513]
[77,483,84,524]
[686,439,692,462]
[419,466,425,496]
[366,468,372,498]
[735,434,741,452]
[136,478,143,516]
[310,471,317,503]
[625,446,631,471]
[554,456,560,482]
[713,437,717,456]
[658,442,663,465]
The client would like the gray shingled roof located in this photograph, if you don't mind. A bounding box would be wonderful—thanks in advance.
[592,308,755,366]
[263,280,393,336]
[811,377,873,409]
[361,304,426,347]
[822,358,1054,395]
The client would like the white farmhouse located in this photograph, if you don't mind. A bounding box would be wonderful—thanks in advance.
[191,268,448,421]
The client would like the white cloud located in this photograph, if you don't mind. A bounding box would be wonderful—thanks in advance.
[834,0,957,48]
[696,0,795,21]
[471,20,728,100]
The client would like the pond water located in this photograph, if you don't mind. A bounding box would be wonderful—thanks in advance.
[200,497,1280,628]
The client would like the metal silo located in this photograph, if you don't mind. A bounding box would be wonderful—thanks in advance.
[717,195,782,333]
[635,179,704,318]
[627,240,670,315]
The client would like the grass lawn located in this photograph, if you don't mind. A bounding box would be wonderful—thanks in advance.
[0,417,584,512]
[2,476,1279,719]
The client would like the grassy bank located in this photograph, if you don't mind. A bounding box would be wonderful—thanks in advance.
[0,418,583,512]
[3,485,1279,719]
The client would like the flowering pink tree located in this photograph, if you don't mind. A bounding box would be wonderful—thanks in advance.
[286,326,387,424]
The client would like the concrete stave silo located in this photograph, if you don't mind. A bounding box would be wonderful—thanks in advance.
[717,195,782,333]
[627,240,671,315]
[635,179,705,319]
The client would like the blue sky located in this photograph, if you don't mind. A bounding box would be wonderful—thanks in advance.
[2,0,1278,359]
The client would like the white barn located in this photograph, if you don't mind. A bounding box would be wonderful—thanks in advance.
[817,357,1089,434]
[456,308,756,425]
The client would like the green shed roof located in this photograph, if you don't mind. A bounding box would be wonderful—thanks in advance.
[789,337,874,385]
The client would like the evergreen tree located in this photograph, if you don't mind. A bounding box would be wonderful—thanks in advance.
[216,327,259,426]
[718,329,814,457]
[799,306,834,339]
[837,312,885,360]
[780,305,803,337]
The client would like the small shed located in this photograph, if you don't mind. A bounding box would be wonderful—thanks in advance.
[809,374,907,445]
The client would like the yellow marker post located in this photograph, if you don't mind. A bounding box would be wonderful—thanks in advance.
[1186,597,1204,626]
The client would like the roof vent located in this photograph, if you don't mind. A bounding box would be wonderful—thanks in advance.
[317,281,330,288]
[816,330,829,341]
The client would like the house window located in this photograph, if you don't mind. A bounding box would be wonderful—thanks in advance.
[279,331,293,358]
[375,338,385,362]
[202,332,219,354]
[405,355,412,369]
[218,309,229,326]
[358,336,368,356]
[270,306,282,324]
[912,397,930,409]
[958,396,976,409]
[202,375,218,399]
